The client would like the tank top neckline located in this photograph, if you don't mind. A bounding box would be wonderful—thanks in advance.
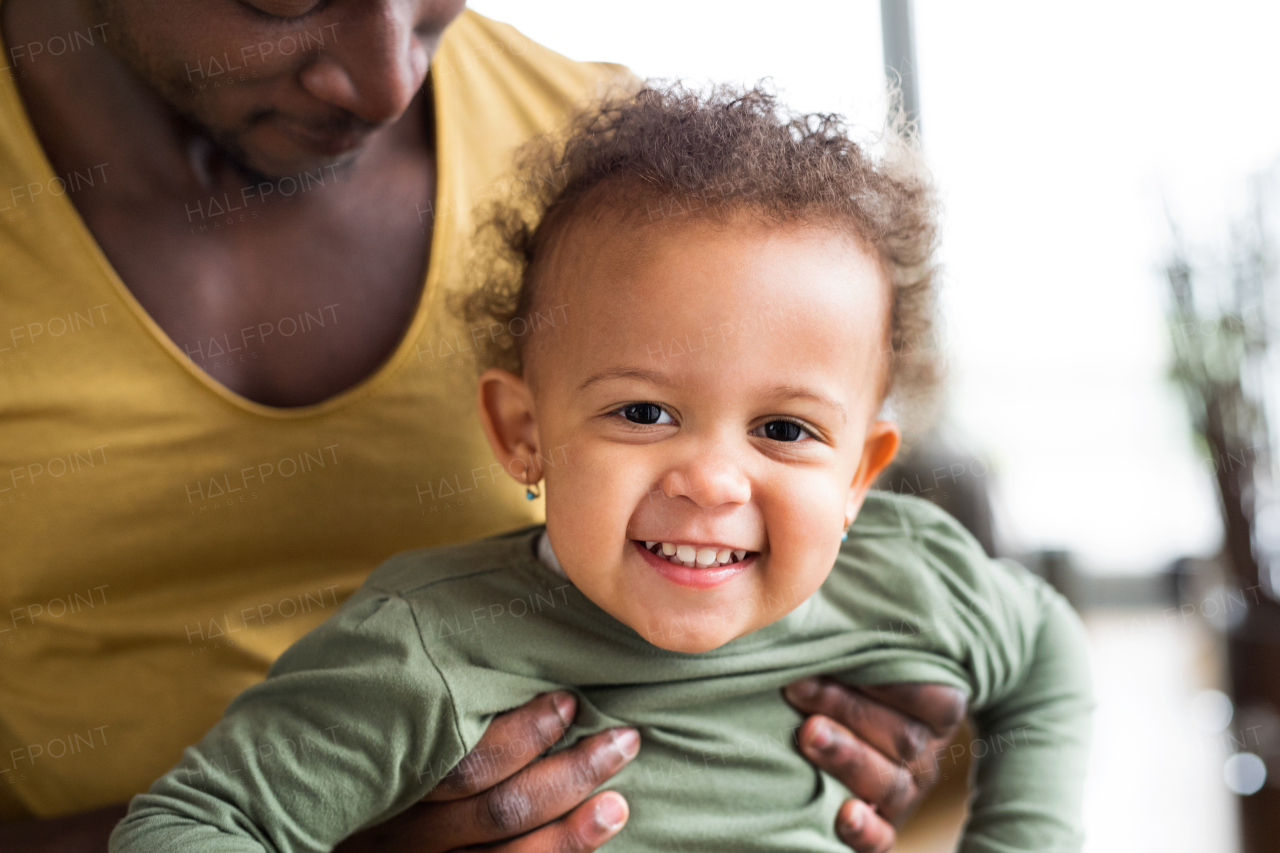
[0,14,452,421]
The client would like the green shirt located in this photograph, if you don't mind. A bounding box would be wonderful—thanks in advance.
[109,492,1092,853]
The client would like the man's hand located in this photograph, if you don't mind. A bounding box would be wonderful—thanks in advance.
[784,680,967,853]
[335,692,638,853]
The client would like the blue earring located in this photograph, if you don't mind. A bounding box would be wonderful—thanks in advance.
[525,481,541,500]
[841,529,849,542]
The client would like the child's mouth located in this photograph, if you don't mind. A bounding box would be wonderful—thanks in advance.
[638,540,752,569]
[631,540,755,589]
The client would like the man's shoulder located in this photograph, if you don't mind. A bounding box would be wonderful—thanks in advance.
[435,11,638,115]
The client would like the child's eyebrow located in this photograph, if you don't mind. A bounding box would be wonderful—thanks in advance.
[577,368,847,425]
[577,366,665,392]
[764,385,848,426]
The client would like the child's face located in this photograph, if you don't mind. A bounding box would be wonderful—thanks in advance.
[479,211,899,653]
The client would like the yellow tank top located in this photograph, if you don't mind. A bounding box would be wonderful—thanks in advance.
[0,11,629,819]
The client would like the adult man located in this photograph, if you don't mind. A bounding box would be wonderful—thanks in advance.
[0,1,965,851]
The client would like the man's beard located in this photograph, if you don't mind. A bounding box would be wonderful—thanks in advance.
[179,112,276,185]
[89,3,372,184]
[172,104,365,185]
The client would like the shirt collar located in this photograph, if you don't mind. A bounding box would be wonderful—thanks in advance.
[536,530,566,578]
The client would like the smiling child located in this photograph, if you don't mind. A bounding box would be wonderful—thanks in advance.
[111,84,1092,853]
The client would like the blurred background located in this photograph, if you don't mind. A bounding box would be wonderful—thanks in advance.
[468,1,1280,850]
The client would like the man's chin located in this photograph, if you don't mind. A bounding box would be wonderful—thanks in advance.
[213,129,363,183]
[169,108,358,181]
[271,116,371,160]
[240,146,360,182]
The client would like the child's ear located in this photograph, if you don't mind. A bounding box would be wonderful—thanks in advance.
[844,420,901,526]
[476,368,543,486]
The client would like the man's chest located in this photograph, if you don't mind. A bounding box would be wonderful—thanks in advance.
[81,159,436,408]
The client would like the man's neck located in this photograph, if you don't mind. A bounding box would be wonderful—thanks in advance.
[4,0,198,194]
[0,0,440,407]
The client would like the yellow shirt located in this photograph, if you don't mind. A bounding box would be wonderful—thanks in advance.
[0,11,628,820]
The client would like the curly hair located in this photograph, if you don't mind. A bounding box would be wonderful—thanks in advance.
[456,81,942,428]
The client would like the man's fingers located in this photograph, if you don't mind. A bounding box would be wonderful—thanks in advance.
[857,683,966,738]
[786,681,968,850]
[835,800,896,853]
[796,715,920,821]
[463,792,629,853]
[784,678,936,765]
[424,692,577,802]
[421,727,639,850]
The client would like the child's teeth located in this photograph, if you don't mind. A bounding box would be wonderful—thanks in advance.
[650,540,747,568]
[647,541,753,568]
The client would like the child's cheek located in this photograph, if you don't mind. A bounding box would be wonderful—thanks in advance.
[768,562,833,624]
[764,515,844,618]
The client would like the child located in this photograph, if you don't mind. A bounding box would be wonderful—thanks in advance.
[110,84,1092,853]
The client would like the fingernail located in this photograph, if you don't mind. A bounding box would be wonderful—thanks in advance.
[786,678,820,702]
[807,718,833,751]
[610,727,641,760]
[553,693,576,726]
[843,800,866,833]
[595,792,628,831]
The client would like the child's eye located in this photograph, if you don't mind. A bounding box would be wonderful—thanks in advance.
[616,403,674,426]
[753,420,813,442]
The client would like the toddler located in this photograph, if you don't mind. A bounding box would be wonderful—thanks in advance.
[110,84,1092,853]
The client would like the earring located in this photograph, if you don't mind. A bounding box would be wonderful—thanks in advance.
[841,527,850,542]
[525,481,542,500]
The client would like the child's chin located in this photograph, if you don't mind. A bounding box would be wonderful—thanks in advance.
[650,634,735,654]
[627,614,744,654]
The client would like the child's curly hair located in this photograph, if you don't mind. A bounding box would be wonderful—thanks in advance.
[457,81,942,428]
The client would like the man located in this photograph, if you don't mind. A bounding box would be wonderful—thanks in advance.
[0,1,965,851]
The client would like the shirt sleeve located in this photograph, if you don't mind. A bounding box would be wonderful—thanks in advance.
[840,495,1093,852]
[108,588,466,853]
[958,578,1094,853]
[896,497,1094,853]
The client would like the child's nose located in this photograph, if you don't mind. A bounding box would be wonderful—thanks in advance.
[656,453,752,509]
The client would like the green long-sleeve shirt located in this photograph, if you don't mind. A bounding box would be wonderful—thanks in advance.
[110,492,1092,853]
